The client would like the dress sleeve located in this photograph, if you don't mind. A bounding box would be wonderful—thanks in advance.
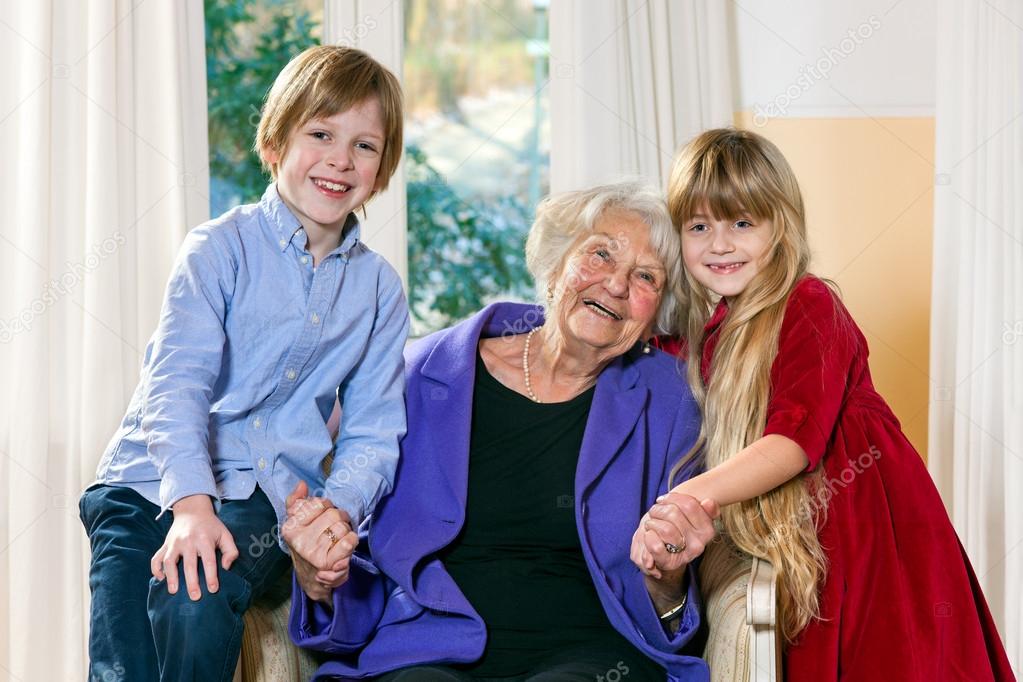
[763,279,859,471]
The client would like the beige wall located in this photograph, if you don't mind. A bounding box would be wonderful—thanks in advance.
[734,113,935,460]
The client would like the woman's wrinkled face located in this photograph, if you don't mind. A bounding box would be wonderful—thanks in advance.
[550,210,666,357]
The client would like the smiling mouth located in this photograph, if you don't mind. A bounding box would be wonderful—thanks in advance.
[583,299,623,320]
[313,178,351,194]
[706,262,746,274]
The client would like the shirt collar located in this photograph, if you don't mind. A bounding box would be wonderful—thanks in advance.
[259,183,362,256]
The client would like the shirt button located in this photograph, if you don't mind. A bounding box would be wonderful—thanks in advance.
[300,256,308,264]
[252,417,262,429]
[279,239,287,247]
[257,457,267,471]
[286,369,297,380]
[311,313,320,325]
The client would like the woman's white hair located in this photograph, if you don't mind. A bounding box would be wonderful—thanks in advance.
[525,181,682,335]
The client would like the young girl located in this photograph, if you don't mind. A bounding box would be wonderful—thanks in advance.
[633,128,1015,680]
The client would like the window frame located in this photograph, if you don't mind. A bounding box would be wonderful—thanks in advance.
[324,0,409,288]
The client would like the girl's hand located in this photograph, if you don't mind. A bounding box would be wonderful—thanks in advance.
[631,493,720,579]
[150,494,240,601]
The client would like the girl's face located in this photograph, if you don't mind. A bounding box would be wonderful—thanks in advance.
[681,205,773,299]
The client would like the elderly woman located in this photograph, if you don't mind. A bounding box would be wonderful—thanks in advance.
[283,183,717,681]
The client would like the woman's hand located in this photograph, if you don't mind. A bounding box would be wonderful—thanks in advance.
[151,494,240,601]
[631,492,719,580]
[282,481,359,602]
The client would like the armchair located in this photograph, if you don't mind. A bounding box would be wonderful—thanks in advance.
[235,539,780,681]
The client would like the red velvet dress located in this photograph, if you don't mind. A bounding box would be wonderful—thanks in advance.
[656,277,1015,681]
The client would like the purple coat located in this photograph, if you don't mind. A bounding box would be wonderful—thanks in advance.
[289,302,710,681]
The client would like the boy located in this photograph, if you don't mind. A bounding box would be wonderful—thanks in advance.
[79,46,408,681]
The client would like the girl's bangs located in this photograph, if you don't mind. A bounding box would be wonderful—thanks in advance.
[676,145,777,224]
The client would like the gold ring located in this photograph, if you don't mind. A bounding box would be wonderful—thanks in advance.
[322,527,340,551]
[664,537,686,554]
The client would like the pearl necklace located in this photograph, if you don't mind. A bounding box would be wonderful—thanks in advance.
[522,327,541,403]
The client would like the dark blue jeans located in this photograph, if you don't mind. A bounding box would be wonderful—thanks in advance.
[79,484,290,682]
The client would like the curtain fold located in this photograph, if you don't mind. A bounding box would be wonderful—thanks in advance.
[548,0,734,191]
[0,1,208,678]
[929,0,1021,673]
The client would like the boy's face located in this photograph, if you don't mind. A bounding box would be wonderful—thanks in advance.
[265,97,386,235]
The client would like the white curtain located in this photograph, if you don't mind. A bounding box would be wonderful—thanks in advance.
[325,0,408,287]
[930,0,1022,672]
[0,1,208,679]
[547,0,734,192]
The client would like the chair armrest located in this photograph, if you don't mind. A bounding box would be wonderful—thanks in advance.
[239,572,323,682]
[746,557,776,626]
[700,541,780,682]
[745,557,780,682]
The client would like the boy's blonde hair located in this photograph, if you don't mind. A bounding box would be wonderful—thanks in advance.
[255,45,404,197]
[667,127,827,646]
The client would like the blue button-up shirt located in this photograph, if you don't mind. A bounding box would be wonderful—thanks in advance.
[95,184,409,534]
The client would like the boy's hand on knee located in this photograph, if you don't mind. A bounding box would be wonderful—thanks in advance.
[150,494,240,601]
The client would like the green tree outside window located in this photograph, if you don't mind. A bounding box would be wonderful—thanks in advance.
[205,1,538,334]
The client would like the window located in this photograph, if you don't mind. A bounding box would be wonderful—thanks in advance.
[204,1,550,338]
[205,0,322,217]
[404,0,550,334]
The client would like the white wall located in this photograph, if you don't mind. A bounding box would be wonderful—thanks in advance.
[731,0,936,118]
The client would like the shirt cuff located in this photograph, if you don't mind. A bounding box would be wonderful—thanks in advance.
[157,462,218,517]
[323,480,369,528]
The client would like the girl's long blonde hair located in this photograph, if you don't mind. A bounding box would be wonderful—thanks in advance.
[667,128,827,645]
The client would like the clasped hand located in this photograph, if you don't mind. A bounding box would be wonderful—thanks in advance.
[631,491,720,581]
[281,480,359,604]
